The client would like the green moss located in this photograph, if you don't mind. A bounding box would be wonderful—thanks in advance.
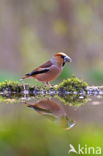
[0,78,89,106]
[55,77,88,106]
[56,94,89,106]
[57,76,88,92]
[0,80,23,92]
[0,96,18,103]
[0,80,18,87]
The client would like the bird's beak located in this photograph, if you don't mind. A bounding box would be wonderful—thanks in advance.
[64,56,72,63]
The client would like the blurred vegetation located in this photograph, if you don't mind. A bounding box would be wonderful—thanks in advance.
[0,0,103,85]
[0,72,19,82]
[0,103,102,156]
[0,107,68,156]
[0,106,102,156]
[87,69,103,85]
[67,125,103,156]
[0,0,103,155]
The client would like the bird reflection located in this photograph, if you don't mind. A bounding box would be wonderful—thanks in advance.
[27,98,75,130]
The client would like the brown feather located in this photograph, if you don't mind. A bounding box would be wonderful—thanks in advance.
[22,60,52,79]
[35,60,52,70]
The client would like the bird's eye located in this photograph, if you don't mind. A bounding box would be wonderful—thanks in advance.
[61,55,65,59]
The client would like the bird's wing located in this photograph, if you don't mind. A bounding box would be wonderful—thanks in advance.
[26,68,49,76]
[38,60,53,68]
[23,60,52,78]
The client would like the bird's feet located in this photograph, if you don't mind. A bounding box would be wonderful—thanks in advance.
[45,82,53,88]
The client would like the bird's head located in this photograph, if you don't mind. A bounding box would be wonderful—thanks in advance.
[54,52,72,66]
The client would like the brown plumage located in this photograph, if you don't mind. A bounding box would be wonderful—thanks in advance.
[28,98,66,117]
[22,52,72,85]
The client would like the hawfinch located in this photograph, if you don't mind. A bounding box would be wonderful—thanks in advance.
[22,52,72,85]
[28,98,66,117]
[28,98,75,129]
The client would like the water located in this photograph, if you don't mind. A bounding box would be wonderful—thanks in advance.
[0,87,103,156]
[0,87,103,130]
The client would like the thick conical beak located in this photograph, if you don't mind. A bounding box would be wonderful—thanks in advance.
[64,56,72,63]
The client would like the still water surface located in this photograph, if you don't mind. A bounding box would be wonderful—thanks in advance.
[0,94,102,129]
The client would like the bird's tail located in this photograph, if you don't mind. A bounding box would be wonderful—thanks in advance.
[20,73,30,80]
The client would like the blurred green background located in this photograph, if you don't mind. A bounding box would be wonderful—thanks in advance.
[0,0,103,155]
[0,0,103,85]
[0,102,103,156]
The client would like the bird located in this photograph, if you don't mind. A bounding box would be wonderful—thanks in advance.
[28,98,66,117]
[22,52,72,85]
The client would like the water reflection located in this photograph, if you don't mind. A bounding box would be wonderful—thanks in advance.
[27,98,76,130]
[0,87,103,128]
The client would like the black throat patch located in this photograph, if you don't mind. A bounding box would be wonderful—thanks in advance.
[62,61,65,66]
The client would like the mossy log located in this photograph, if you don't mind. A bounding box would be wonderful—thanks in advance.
[0,77,88,96]
[0,77,103,105]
